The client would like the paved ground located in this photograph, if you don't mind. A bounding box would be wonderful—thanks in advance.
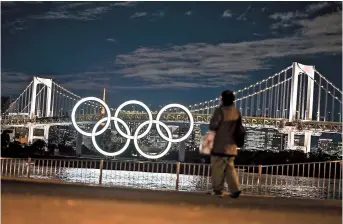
[1,179,342,224]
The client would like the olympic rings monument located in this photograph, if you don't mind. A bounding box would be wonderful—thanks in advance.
[71,97,194,159]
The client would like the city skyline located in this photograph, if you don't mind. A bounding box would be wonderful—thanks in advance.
[2,1,342,108]
[34,124,343,155]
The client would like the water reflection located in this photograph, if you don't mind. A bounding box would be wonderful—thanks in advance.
[25,166,342,200]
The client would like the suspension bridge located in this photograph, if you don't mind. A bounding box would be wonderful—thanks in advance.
[1,62,342,152]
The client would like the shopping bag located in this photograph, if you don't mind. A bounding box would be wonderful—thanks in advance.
[199,131,215,155]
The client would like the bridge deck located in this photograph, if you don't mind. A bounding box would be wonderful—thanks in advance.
[2,114,342,133]
[1,179,341,224]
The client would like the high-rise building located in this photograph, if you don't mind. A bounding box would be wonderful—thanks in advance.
[243,128,286,151]
[318,138,335,154]
[334,142,343,157]
[243,128,266,150]
[271,132,284,151]
[193,124,202,149]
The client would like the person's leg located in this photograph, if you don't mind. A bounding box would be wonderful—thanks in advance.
[225,156,241,198]
[210,155,226,194]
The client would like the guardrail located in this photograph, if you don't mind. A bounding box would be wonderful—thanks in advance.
[1,157,341,200]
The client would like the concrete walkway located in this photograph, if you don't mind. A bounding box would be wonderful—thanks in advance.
[1,179,341,224]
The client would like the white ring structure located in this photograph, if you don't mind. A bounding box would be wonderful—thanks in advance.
[92,117,131,156]
[71,97,111,137]
[113,100,153,140]
[156,104,194,143]
[71,97,194,159]
[134,120,172,159]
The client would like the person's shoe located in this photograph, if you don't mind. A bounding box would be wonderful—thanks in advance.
[230,191,241,199]
[219,192,226,198]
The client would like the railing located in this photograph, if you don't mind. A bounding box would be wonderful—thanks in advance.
[1,157,341,200]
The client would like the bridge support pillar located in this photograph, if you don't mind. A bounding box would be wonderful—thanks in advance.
[76,132,83,156]
[30,77,53,119]
[289,63,299,122]
[27,125,50,144]
[304,132,312,153]
[28,126,34,144]
[43,125,50,143]
[9,128,16,142]
[289,62,315,122]
[304,66,315,121]
[287,132,295,149]
[178,141,186,162]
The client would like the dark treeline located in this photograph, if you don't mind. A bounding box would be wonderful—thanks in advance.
[2,130,341,165]
[2,139,340,165]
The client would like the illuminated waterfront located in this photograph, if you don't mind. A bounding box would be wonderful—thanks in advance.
[2,160,341,200]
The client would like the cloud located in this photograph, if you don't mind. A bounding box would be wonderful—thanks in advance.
[106,38,116,42]
[2,7,341,92]
[2,18,28,33]
[152,11,164,17]
[0,70,116,96]
[261,7,267,12]
[253,33,264,37]
[269,11,309,30]
[1,72,32,83]
[111,1,137,7]
[1,72,34,95]
[130,12,148,19]
[66,81,213,90]
[269,3,341,32]
[57,2,92,10]
[3,9,341,94]
[269,11,307,22]
[1,1,43,6]
[30,3,112,20]
[237,4,251,20]
[185,11,192,16]
[5,1,136,22]
[305,2,331,13]
[296,11,341,37]
[114,11,341,89]
[61,77,113,91]
[3,2,138,33]
[222,10,232,18]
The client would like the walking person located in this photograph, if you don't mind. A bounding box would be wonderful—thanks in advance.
[208,90,245,198]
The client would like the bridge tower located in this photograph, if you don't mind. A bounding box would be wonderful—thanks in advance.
[288,62,315,152]
[30,77,53,119]
[28,77,53,143]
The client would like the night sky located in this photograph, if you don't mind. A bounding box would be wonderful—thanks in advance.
[2,1,342,108]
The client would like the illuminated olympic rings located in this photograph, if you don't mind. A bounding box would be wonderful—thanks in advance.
[71,97,194,159]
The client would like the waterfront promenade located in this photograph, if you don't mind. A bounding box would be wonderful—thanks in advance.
[2,179,341,224]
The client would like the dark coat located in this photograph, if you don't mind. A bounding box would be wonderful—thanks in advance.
[209,105,241,156]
